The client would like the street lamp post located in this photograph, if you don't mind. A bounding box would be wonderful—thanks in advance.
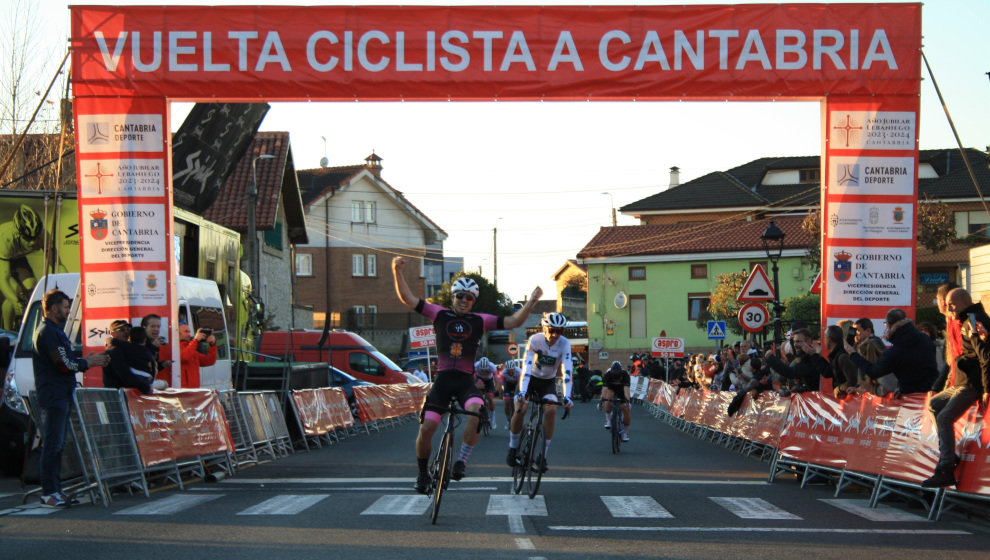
[601,192,616,226]
[248,153,275,297]
[760,220,786,343]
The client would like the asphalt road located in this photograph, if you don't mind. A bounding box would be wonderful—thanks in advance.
[2,400,988,559]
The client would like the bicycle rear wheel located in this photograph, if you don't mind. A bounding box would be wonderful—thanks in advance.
[526,416,547,499]
[512,427,531,494]
[611,407,621,454]
[430,430,453,524]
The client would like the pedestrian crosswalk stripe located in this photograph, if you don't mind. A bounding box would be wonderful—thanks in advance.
[237,494,329,515]
[820,499,928,522]
[114,494,222,515]
[710,497,802,520]
[601,496,673,518]
[487,495,548,516]
[361,495,430,515]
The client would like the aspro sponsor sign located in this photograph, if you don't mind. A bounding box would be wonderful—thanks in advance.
[81,203,167,263]
[409,325,437,349]
[825,246,913,306]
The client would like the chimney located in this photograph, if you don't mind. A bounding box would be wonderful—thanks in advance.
[365,152,383,176]
[669,166,680,188]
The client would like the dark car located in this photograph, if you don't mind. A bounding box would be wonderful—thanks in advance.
[328,366,373,402]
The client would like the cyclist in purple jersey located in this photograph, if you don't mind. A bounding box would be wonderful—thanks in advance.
[393,256,542,493]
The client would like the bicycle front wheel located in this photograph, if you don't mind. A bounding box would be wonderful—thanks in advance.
[526,413,547,498]
[512,427,531,495]
[430,430,453,524]
[611,408,621,454]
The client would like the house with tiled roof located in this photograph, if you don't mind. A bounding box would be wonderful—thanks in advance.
[203,131,309,331]
[294,153,447,332]
[577,148,990,365]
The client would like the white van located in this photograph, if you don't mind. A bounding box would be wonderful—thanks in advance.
[1,273,232,406]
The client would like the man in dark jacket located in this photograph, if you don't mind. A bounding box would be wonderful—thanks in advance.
[921,288,989,487]
[845,308,937,395]
[824,324,859,397]
[765,328,826,392]
[102,319,154,394]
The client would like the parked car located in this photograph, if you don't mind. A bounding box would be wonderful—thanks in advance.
[328,366,373,403]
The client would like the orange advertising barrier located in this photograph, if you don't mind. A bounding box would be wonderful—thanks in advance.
[124,388,234,468]
[353,383,430,424]
[291,388,354,436]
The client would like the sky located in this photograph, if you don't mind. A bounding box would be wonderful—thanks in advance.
[18,0,990,303]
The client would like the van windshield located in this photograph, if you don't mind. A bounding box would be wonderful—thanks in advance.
[14,301,83,358]
[371,350,401,371]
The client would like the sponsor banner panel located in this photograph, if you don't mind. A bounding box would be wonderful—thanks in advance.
[827,156,915,197]
[778,392,848,468]
[79,158,166,198]
[827,202,913,241]
[80,203,168,263]
[823,245,913,307]
[76,113,164,154]
[826,110,915,151]
[125,388,234,467]
[82,270,169,308]
[71,5,921,100]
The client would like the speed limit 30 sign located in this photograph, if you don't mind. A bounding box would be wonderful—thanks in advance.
[738,302,769,333]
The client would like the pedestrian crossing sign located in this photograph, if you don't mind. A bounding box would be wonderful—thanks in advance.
[707,321,726,340]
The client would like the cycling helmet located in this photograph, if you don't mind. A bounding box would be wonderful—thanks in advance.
[609,360,624,372]
[478,357,491,370]
[451,277,479,298]
[14,204,41,241]
[541,312,567,328]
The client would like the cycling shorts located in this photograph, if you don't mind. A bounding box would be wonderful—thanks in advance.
[423,370,484,419]
[502,381,518,399]
[523,377,559,404]
[476,376,496,395]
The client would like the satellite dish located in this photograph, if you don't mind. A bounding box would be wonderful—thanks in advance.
[320,156,329,168]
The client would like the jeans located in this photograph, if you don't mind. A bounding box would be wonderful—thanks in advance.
[928,385,980,465]
[40,405,71,495]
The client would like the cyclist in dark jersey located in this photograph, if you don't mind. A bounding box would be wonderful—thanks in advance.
[393,256,542,493]
[601,361,632,441]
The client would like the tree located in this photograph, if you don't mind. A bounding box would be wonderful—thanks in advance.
[801,210,821,271]
[561,274,587,299]
[916,196,956,252]
[699,270,749,336]
[430,271,515,316]
[781,293,820,328]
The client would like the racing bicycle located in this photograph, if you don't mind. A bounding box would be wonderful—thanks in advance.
[426,397,486,524]
[511,393,569,498]
[604,396,628,454]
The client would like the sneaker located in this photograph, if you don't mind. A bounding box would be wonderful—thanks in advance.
[451,460,466,481]
[414,472,431,494]
[57,491,81,505]
[506,447,518,467]
[39,494,69,508]
[621,432,630,442]
[920,468,956,488]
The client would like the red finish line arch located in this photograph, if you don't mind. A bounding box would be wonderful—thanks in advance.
[69,4,922,384]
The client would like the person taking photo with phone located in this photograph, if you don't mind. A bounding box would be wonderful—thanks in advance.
[177,322,217,388]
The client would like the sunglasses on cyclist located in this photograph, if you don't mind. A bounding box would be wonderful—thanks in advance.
[454,292,476,302]
[546,327,563,335]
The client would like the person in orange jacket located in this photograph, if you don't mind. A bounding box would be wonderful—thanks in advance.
[177,322,217,388]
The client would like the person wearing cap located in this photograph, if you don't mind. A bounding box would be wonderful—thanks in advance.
[102,319,154,394]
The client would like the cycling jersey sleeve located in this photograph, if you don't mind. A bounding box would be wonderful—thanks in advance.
[519,337,537,396]
[560,338,573,400]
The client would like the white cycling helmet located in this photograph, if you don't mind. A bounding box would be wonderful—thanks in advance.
[451,277,480,298]
[478,357,491,370]
[541,312,567,328]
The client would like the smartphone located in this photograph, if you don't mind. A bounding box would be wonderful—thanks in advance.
[201,327,213,335]
[968,313,978,331]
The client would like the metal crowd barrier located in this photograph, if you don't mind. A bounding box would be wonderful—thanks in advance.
[217,389,259,466]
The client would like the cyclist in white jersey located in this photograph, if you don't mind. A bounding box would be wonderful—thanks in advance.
[473,357,498,429]
[506,312,573,472]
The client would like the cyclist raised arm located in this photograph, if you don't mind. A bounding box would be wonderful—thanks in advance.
[392,257,542,493]
[506,312,574,472]
[601,361,632,441]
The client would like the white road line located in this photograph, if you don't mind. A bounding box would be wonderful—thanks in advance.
[820,499,929,522]
[224,477,767,485]
[514,537,535,550]
[12,507,59,516]
[237,494,328,515]
[548,526,971,535]
[487,495,548,516]
[114,494,222,515]
[361,495,430,515]
[710,497,802,520]
[601,496,674,518]
[508,514,526,534]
